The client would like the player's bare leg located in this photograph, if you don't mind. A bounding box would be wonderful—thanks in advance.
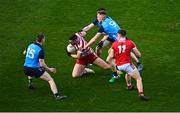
[128,68,149,100]
[130,52,143,72]
[129,69,143,94]
[106,57,121,83]
[72,64,86,78]
[27,76,34,89]
[93,57,111,69]
[125,74,134,90]
[40,71,67,100]
[40,72,57,94]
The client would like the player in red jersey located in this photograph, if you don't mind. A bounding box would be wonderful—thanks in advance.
[67,31,118,78]
[107,30,149,100]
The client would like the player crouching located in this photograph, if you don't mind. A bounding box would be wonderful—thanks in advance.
[107,30,149,101]
[66,31,118,78]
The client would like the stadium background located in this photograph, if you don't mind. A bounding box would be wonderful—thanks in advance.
[0,0,179,111]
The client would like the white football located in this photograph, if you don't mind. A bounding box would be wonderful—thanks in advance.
[67,44,76,53]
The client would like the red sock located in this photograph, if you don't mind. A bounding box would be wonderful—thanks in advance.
[127,84,132,88]
[127,83,132,87]
[139,92,144,96]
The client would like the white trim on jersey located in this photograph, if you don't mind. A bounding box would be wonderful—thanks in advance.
[75,32,85,50]
[74,32,93,54]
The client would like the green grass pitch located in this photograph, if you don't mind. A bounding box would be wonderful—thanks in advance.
[0,0,180,112]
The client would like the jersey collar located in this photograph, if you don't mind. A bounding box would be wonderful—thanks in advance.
[34,42,43,49]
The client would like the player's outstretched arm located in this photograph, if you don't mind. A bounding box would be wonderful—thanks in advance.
[101,35,108,41]
[84,32,102,49]
[97,35,109,49]
[80,31,87,37]
[132,47,141,58]
[82,23,95,32]
[39,59,56,73]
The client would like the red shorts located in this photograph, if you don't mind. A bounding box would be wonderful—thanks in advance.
[76,53,98,65]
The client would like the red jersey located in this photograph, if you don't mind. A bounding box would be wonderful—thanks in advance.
[73,32,97,65]
[112,38,136,66]
[73,32,94,56]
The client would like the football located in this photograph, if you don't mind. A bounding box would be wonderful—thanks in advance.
[67,44,76,53]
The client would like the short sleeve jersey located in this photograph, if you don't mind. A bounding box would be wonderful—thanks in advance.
[92,17,121,42]
[112,39,136,66]
[24,43,44,68]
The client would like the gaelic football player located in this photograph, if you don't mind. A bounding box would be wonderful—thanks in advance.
[82,8,143,82]
[107,30,149,100]
[23,33,67,100]
[66,31,118,78]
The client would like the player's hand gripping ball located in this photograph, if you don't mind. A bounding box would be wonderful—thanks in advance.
[67,44,76,54]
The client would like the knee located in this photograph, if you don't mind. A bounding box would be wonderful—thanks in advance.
[72,75,77,78]
[136,76,142,81]
[72,73,79,78]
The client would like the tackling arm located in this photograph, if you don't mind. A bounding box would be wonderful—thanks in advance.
[84,32,102,49]
[82,23,95,32]
[97,35,109,48]
[81,31,87,37]
[101,35,109,41]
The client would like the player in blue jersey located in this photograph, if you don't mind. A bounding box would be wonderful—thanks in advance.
[23,33,67,100]
[82,8,143,83]
[82,8,120,55]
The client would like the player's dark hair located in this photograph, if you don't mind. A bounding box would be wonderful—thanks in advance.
[97,8,106,15]
[69,34,78,41]
[78,30,83,32]
[118,30,127,37]
[37,33,45,43]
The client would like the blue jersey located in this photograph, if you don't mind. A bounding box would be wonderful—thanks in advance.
[93,17,121,42]
[24,43,44,68]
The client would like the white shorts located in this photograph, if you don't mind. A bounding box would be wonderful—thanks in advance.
[116,63,136,75]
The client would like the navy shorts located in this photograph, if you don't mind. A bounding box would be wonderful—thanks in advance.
[107,38,116,42]
[23,66,45,78]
